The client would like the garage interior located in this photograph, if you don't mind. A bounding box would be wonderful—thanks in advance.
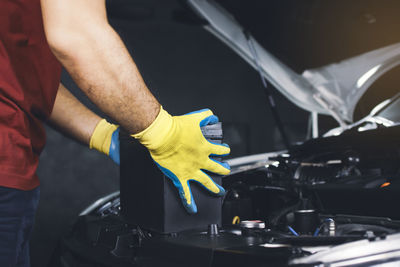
[29,0,400,266]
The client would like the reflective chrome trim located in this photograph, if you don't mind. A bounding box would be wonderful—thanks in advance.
[240,220,266,229]
[290,232,400,266]
[226,151,284,167]
[79,191,120,216]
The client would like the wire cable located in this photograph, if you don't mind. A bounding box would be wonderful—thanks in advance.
[313,218,334,236]
[232,216,241,225]
[288,226,299,236]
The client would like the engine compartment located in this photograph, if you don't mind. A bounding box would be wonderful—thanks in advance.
[50,125,400,267]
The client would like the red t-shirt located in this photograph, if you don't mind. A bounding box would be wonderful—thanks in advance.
[0,0,62,190]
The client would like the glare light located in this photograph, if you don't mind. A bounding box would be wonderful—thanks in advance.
[380,182,391,188]
[357,65,380,88]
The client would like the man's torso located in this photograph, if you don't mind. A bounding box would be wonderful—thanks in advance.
[0,0,62,190]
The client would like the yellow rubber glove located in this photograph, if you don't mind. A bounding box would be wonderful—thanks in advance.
[90,119,120,164]
[132,107,231,214]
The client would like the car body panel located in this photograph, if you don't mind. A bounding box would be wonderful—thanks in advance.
[187,0,400,124]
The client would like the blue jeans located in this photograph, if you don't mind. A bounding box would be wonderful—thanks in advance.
[0,186,40,267]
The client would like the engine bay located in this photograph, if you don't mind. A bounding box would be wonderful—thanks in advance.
[51,123,400,267]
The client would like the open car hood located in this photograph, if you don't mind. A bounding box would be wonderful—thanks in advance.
[186,0,400,125]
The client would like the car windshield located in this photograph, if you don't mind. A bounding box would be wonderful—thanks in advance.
[375,95,400,123]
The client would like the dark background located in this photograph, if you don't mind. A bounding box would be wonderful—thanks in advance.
[30,0,400,266]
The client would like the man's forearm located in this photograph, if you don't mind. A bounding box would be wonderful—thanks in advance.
[49,83,102,145]
[40,0,231,212]
[41,0,160,134]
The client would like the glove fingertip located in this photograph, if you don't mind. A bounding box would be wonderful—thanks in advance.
[222,144,231,155]
[208,158,231,173]
[221,161,231,171]
[210,143,231,157]
[202,172,226,196]
[179,181,197,214]
[221,143,230,148]
[185,201,198,214]
[200,114,219,127]
[216,184,226,196]
[181,192,197,214]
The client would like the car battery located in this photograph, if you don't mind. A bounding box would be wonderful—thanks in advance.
[120,122,224,233]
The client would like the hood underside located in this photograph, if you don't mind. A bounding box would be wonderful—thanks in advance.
[186,0,400,124]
